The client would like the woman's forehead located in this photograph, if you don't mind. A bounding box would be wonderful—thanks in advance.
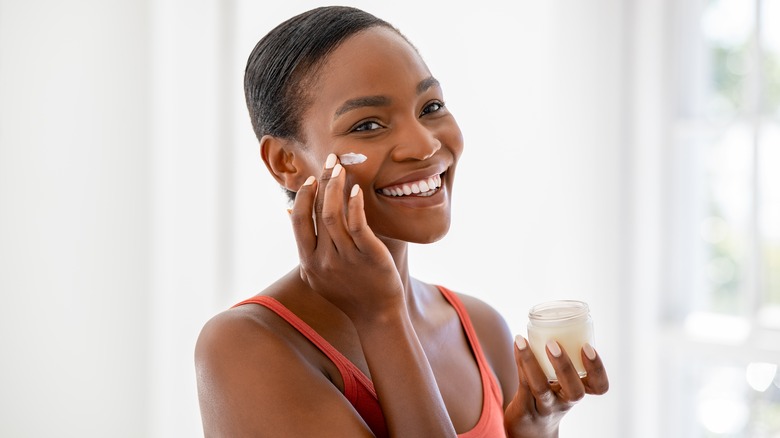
[310,27,432,107]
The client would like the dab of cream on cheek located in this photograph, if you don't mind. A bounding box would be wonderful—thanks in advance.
[338,153,367,166]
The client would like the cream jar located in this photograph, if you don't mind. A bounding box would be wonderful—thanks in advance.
[527,300,594,381]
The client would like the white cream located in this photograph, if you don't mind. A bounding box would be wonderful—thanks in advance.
[338,152,367,166]
[526,300,595,381]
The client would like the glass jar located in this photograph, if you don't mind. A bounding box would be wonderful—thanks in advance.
[527,300,595,381]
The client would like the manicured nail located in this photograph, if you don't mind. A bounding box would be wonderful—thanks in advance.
[325,153,337,169]
[331,163,343,178]
[515,335,527,350]
[350,184,360,198]
[546,340,562,357]
[303,175,316,186]
[583,343,597,361]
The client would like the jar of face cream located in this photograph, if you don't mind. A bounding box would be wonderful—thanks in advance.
[527,300,594,381]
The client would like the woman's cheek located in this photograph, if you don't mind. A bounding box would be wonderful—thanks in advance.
[442,120,464,159]
[340,154,378,194]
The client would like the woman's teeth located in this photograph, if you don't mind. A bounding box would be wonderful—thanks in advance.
[379,174,442,197]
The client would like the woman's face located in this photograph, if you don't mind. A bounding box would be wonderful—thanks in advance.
[296,26,464,244]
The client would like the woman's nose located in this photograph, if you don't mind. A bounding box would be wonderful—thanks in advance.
[390,120,441,161]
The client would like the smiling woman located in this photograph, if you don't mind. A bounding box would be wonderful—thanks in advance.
[194,6,608,437]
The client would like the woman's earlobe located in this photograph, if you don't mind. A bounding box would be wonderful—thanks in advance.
[260,135,303,190]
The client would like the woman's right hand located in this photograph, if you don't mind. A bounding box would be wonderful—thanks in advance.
[286,152,460,437]
[289,153,405,322]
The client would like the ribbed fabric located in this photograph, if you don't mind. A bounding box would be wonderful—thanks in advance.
[233,285,505,437]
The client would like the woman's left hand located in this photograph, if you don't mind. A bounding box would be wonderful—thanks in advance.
[503,337,609,437]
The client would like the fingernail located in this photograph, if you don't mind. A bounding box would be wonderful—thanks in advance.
[350,184,360,198]
[303,175,315,186]
[286,208,292,215]
[331,163,343,178]
[583,343,597,361]
[325,153,337,169]
[515,335,527,350]
[546,340,562,357]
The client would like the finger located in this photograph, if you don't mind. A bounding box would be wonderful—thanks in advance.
[580,343,609,395]
[346,184,382,254]
[312,153,339,247]
[545,341,586,404]
[289,175,318,256]
[515,335,557,414]
[320,162,353,252]
[510,336,534,408]
[503,337,539,425]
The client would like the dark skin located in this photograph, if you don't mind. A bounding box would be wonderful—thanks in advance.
[195,27,608,437]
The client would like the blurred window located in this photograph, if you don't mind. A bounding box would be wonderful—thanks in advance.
[668,0,780,435]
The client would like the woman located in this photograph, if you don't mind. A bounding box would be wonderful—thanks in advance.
[196,6,608,437]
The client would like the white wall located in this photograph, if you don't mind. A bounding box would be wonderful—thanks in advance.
[0,0,150,436]
[147,0,226,436]
[0,1,654,437]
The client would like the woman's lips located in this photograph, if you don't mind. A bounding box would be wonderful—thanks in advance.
[377,173,442,197]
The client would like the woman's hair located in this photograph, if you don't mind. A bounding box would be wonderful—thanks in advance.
[244,6,395,143]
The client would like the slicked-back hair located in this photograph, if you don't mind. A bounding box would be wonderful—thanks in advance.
[244,6,395,144]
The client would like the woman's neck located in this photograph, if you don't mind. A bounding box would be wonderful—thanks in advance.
[380,237,421,314]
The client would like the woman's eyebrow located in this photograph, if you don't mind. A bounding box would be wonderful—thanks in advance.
[334,95,391,119]
[417,76,440,94]
[332,77,441,120]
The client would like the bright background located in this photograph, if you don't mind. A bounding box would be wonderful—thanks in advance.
[1,0,778,437]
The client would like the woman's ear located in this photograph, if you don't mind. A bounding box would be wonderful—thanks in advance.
[260,135,307,191]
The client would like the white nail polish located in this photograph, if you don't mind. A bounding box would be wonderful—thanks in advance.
[331,163,342,177]
[515,335,527,350]
[350,184,360,198]
[583,343,597,361]
[325,153,337,169]
[546,340,562,358]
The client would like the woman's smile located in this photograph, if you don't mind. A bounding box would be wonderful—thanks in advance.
[378,173,442,197]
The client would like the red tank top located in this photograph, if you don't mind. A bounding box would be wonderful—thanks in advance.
[233,285,506,437]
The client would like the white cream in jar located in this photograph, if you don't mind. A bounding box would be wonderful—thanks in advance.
[526,300,594,381]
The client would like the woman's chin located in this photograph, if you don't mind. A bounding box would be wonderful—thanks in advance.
[411,227,450,244]
[378,222,451,245]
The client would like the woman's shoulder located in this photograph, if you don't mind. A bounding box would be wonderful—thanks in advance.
[197,269,307,344]
[195,295,290,371]
[196,273,306,369]
[194,286,372,436]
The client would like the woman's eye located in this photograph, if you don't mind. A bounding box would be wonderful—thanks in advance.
[421,101,444,116]
[352,121,382,132]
